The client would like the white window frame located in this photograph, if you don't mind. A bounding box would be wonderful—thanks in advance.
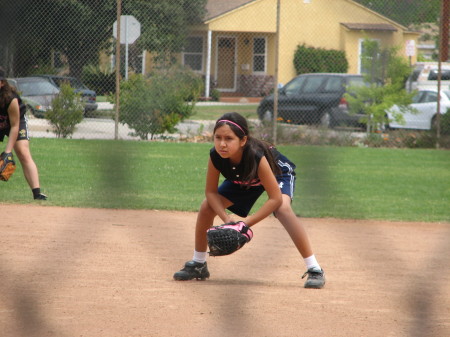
[252,36,267,74]
[182,36,204,73]
[358,38,381,75]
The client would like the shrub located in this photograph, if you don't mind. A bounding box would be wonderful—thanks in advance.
[210,89,220,101]
[293,44,348,74]
[118,65,203,140]
[46,83,84,138]
[439,111,450,135]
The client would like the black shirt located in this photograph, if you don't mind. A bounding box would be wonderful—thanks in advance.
[0,92,26,131]
[210,147,264,185]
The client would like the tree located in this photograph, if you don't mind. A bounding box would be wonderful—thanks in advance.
[354,0,440,26]
[7,0,115,78]
[345,39,415,133]
[123,0,206,68]
[5,0,206,77]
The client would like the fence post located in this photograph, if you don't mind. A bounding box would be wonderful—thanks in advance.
[114,0,122,140]
[272,0,281,146]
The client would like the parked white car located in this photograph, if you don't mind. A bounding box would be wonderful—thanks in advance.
[406,62,450,92]
[387,89,450,130]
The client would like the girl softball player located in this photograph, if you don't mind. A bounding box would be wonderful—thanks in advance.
[173,112,324,288]
[0,68,47,200]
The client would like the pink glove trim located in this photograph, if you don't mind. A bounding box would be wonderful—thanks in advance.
[214,221,253,241]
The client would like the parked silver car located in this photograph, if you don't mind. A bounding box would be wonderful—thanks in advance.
[36,75,98,112]
[8,77,59,118]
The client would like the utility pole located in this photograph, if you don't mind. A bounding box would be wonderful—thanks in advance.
[437,0,450,148]
[114,0,122,140]
[272,0,281,145]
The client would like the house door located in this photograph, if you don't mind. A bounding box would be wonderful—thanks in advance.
[216,37,236,91]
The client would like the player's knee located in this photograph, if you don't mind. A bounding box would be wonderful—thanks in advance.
[274,198,293,218]
[13,146,31,164]
[198,199,215,216]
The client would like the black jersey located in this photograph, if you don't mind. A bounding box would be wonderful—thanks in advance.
[0,92,26,131]
[209,146,296,186]
[210,147,263,185]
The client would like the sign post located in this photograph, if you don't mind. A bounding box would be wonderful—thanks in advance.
[113,15,141,79]
[405,40,416,92]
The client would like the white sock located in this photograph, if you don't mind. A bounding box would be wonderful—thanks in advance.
[304,255,321,271]
[192,250,207,263]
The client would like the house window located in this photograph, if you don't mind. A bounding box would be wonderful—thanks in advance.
[183,36,203,72]
[253,37,266,73]
[359,38,380,75]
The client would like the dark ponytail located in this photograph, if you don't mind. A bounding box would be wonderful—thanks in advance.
[214,112,281,184]
[0,80,17,109]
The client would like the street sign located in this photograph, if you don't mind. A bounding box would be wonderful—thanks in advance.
[113,15,141,44]
[113,15,141,79]
[406,40,416,57]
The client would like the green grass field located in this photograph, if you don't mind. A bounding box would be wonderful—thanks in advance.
[1,138,449,223]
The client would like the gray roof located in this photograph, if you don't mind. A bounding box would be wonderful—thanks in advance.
[205,1,403,33]
[205,0,255,21]
[341,23,398,32]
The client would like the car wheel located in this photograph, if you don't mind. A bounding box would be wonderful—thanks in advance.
[261,108,273,122]
[320,112,331,128]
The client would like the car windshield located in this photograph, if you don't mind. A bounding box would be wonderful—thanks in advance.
[18,80,59,96]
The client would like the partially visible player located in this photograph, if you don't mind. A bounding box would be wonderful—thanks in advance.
[173,112,325,288]
[0,67,47,200]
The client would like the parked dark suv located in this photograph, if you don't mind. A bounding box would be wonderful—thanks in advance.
[36,75,98,113]
[257,73,368,128]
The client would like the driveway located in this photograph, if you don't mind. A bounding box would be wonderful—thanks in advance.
[27,102,217,140]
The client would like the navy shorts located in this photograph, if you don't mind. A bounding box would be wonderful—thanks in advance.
[0,117,30,142]
[219,154,296,217]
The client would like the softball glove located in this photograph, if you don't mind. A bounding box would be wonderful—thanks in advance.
[0,152,16,182]
[207,221,253,256]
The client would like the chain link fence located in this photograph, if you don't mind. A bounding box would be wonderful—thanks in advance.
[1,0,449,148]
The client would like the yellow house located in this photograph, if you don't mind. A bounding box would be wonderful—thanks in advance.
[173,0,419,98]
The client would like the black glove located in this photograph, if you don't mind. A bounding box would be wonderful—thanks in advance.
[207,221,253,256]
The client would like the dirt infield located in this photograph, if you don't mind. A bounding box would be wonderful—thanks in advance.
[1,205,449,337]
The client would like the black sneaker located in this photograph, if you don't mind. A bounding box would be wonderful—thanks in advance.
[173,260,210,281]
[34,193,48,200]
[302,268,325,289]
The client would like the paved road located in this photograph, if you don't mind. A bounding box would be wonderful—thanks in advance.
[27,115,217,140]
[27,101,256,140]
